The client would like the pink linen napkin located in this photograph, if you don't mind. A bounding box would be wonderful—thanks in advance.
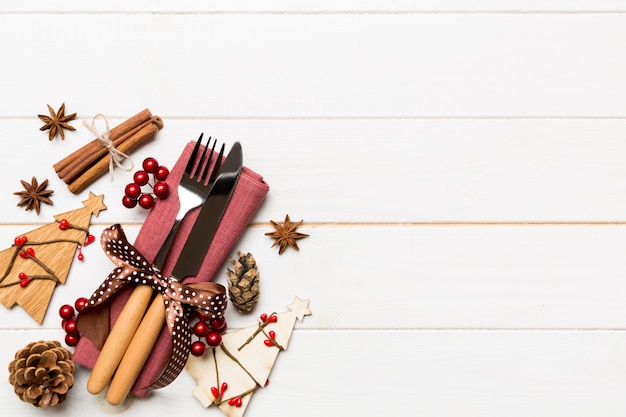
[73,140,269,397]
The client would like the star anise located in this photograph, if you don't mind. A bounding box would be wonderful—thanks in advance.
[265,214,309,254]
[38,103,77,140]
[14,177,54,215]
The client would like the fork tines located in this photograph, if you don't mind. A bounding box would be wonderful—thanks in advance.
[185,133,204,176]
[206,142,225,184]
[186,133,225,184]
[199,138,218,182]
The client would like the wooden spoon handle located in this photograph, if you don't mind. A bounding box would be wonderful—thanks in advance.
[106,295,165,405]
[87,285,154,394]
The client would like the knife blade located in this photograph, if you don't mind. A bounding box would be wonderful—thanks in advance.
[105,142,243,405]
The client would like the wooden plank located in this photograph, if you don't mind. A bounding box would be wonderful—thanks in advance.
[0,14,625,117]
[1,224,626,330]
[2,1,626,13]
[4,119,626,224]
[269,330,626,417]
[3,328,626,416]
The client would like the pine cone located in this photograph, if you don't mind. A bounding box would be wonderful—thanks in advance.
[8,340,75,407]
[227,251,260,312]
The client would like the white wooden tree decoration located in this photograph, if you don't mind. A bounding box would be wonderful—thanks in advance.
[0,192,106,323]
[186,296,312,417]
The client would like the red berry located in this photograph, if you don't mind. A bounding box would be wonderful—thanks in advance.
[155,166,169,181]
[142,157,159,173]
[138,194,155,209]
[85,234,96,246]
[18,272,27,280]
[58,219,70,230]
[65,319,79,336]
[153,182,169,199]
[19,278,30,287]
[125,183,142,199]
[74,297,88,312]
[210,318,225,328]
[122,195,137,208]
[65,333,80,347]
[190,341,206,356]
[206,331,222,347]
[18,248,34,259]
[59,304,75,320]
[228,396,243,407]
[210,318,227,333]
[133,170,150,186]
[193,321,210,337]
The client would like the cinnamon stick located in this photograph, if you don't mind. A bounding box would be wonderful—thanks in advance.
[53,108,154,175]
[59,119,153,185]
[68,118,163,194]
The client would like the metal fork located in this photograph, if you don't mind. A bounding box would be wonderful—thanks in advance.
[152,133,225,269]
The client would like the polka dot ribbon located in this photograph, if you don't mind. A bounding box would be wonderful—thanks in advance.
[84,224,226,389]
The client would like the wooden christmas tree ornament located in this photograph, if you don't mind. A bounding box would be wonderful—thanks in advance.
[186,296,312,417]
[0,192,106,323]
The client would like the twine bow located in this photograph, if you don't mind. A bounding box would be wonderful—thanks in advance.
[79,224,227,389]
[83,114,134,180]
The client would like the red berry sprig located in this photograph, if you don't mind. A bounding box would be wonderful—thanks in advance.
[189,313,227,357]
[210,382,229,403]
[59,297,88,347]
[228,396,243,407]
[122,157,170,210]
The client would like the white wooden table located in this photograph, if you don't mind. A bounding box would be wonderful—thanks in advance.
[2,1,626,415]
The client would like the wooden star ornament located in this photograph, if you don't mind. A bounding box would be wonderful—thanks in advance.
[265,214,309,254]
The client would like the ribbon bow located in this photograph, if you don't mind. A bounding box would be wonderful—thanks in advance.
[79,224,226,389]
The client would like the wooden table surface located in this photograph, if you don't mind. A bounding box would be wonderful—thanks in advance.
[2,1,626,415]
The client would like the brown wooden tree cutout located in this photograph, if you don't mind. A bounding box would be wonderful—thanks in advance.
[186,296,311,417]
[0,192,106,323]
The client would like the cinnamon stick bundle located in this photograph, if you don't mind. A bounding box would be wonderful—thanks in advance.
[53,109,163,194]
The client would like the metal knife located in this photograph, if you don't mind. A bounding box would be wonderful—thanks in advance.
[105,142,243,405]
